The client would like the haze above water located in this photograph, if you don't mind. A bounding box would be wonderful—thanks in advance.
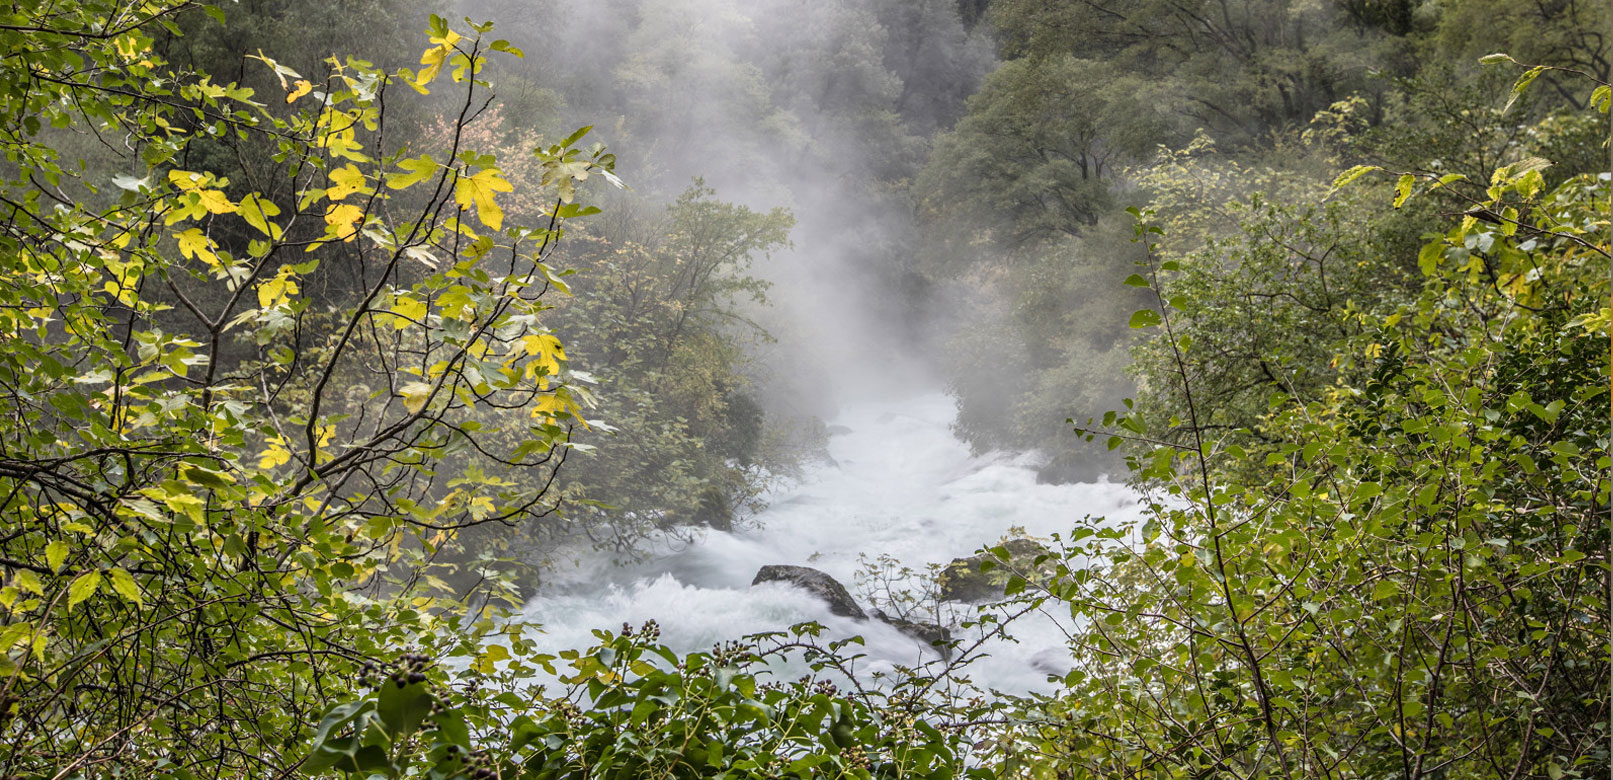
[523,392,1142,693]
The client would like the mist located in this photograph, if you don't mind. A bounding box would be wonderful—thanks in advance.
[459,0,995,415]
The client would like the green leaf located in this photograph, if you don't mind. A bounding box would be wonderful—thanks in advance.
[1371,579,1398,601]
[1393,174,1416,208]
[377,680,433,739]
[386,154,437,190]
[1503,66,1546,114]
[181,464,235,490]
[558,125,593,148]
[108,568,142,607]
[1128,309,1162,329]
[1591,84,1611,113]
[67,570,102,610]
[1122,273,1150,288]
[45,541,67,573]
[1332,164,1379,189]
[1478,53,1513,64]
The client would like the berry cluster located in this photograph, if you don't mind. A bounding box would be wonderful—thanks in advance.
[391,651,432,688]
[355,650,434,690]
[454,747,500,779]
[708,639,750,666]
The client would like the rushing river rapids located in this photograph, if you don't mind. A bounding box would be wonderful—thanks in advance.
[521,391,1144,694]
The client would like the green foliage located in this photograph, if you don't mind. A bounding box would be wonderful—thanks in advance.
[551,184,796,545]
[987,0,1402,146]
[307,623,978,780]
[0,5,617,776]
[1037,96,1610,779]
[1124,190,1418,461]
[926,0,1608,479]
[918,55,1163,246]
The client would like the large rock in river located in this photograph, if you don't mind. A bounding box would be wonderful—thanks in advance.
[751,565,954,659]
[752,565,867,619]
[939,538,1054,603]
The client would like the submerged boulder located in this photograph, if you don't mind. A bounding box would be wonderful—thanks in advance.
[752,565,867,619]
[872,609,953,661]
[939,538,1054,603]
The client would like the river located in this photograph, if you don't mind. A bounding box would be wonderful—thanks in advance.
[520,391,1142,694]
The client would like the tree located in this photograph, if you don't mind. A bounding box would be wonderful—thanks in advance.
[918,56,1163,246]
[0,5,616,776]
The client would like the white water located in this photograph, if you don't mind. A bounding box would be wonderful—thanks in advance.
[521,391,1144,694]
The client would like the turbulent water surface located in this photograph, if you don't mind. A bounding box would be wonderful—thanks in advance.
[522,392,1142,693]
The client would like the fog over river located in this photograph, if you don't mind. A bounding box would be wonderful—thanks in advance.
[521,392,1143,694]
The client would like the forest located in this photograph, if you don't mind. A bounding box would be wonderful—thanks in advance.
[0,0,1606,778]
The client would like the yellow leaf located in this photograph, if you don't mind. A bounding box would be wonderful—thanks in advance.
[257,272,299,308]
[391,294,427,329]
[258,435,291,469]
[324,203,366,242]
[175,228,220,268]
[15,570,42,595]
[454,168,514,231]
[286,79,313,103]
[417,45,449,87]
[196,189,237,215]
[522,333,565,359]
[168,169,208,191]
[315,110,364,159]
[399,381,434,414]
[416,30,461,87]
[115,34,149,58]
[325,164,368,201]
[521,333,566,378]
[530,390,582,424]
[164,193,208,225]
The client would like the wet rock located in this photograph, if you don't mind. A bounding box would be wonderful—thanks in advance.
[752,565,867,619]
[1029,648,1070,677]
[939,538,1053,603]
[872,609,953,660]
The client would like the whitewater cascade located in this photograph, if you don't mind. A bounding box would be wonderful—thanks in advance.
[522,392,1144,693]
